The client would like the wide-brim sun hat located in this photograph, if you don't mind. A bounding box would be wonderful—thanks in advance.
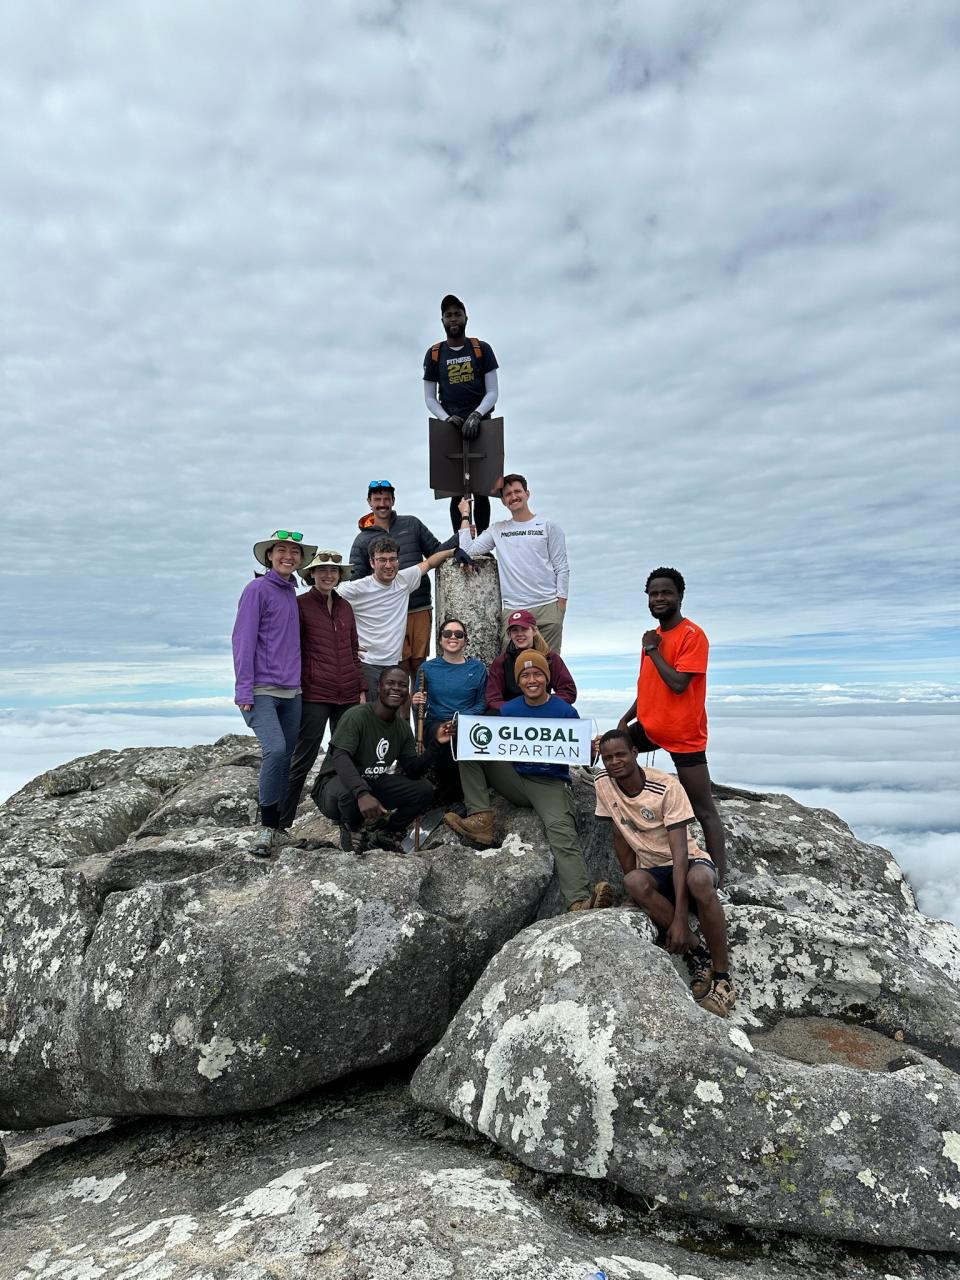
[300,549,353,585]
[253,530,318,568]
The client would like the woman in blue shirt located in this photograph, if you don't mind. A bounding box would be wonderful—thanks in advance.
[412,616,487,805]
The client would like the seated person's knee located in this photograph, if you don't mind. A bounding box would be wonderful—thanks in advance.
[624,868,653,898]
[686,867,717,900]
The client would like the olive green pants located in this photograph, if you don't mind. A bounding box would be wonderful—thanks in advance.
[459,760,590,906]
[499,599,565,652]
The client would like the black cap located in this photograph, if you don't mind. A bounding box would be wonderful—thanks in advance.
[441,294,466,313]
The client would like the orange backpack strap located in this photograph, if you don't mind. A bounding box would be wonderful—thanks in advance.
[431,337,483,374]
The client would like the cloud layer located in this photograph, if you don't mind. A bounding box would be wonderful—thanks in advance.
[3,688,957,925]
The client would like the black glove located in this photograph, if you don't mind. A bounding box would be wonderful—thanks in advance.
[446,415,465,429]
[453,546,474,568]
[462,411,482,441]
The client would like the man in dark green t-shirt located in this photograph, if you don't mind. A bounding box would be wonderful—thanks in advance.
[312,665,451,852]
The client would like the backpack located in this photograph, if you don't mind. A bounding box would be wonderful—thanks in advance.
[429,336,484,376]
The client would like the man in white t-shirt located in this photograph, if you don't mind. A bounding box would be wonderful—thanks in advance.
[338,536,455,699]
[457,473,569,651]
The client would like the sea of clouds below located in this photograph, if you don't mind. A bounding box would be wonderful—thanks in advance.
[2,675,957,927]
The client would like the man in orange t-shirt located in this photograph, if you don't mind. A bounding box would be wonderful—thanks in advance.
[618,567,726,879]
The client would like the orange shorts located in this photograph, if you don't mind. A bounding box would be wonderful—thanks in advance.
[402,609,433,665]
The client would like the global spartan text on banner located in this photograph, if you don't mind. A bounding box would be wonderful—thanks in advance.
[454,715,594,765]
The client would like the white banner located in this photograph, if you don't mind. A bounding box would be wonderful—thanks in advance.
[454,714,594,765]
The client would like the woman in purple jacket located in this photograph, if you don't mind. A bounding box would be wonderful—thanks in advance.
[278,549,365,828]
[232,529,316,855]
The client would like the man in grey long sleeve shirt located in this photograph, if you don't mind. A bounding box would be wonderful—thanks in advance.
[457,473,569,652]
[423,293,500,534]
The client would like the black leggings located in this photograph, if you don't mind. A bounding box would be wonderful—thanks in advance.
[448,495,491,535]
[279,701,355,828]
[316,772,434,831]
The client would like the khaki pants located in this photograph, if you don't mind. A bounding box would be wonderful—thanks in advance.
[458,760,590,906]
[500,600,565,652]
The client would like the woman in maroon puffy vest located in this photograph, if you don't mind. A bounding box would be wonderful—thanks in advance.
[278,550,365,829]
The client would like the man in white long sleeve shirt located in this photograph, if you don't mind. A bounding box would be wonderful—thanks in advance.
[423,293,500,534]
[457,473,569,652]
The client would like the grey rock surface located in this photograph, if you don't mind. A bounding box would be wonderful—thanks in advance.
[412,910,960,1250]
[3,1069,958,1280]
[542,778,960,1064]
[0,743,553,1127]
[0,738,252,871]
[5,738,960,1257]
[134,763,260,835]
[435,554,502,665]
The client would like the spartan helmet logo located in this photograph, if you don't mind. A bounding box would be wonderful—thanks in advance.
[376,738,390,761]
[469,723,493,753]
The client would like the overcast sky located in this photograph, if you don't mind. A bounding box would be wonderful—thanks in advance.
[1,0,957,687]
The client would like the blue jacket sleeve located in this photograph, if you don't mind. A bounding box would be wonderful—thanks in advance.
[469,662,488,715]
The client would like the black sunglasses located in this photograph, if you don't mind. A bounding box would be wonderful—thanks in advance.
[441,629,466,639]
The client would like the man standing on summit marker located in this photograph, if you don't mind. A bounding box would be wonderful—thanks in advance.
[423,294,500,534]
[618,568,726,880]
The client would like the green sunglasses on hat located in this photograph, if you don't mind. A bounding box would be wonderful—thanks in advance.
[253,529,318,568]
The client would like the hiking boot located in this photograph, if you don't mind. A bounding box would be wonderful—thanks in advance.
[277,829,308,849]
[338,823,362,853]
[686,946,714,1001]
[369,826,406,854]
[590,881,615,909]
[699,977,736,1018]
[567,898,592,912]
[443,809,496,847]
[252,827,276,858]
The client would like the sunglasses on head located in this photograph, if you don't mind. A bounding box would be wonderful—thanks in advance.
[272,530,303,542]
[368,480,394,491]
[312,552,342,564]
[441,628,466,639]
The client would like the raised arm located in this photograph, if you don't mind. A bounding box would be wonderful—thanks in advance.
[456,497,496,556]
[417,546,456,574]
[640,633,694,694]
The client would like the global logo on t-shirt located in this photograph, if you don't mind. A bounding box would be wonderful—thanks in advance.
[376,738,390,761]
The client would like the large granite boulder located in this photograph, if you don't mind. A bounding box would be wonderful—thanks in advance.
[0,744,553,1126]
[1,1069,956,1280]
[0,737,253,870]
[4,736,960,1261]
[412,910,960,1250]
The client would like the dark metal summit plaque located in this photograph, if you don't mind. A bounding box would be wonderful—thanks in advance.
[428,417,504,499]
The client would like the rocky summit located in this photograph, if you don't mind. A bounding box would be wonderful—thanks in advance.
[1,739,959,1274]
